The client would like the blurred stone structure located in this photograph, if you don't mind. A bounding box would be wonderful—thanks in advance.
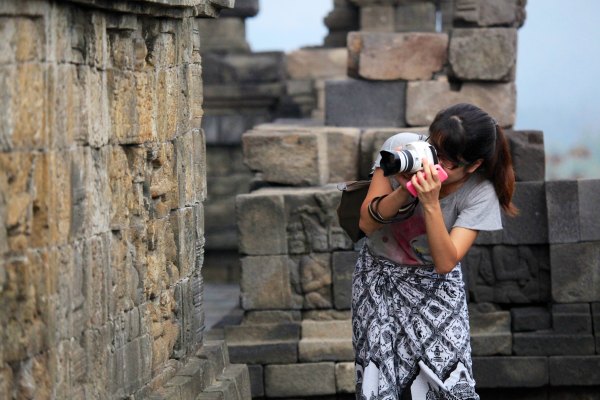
[0,0,250,399]
[200,0,347,282]
[232,0,600,398]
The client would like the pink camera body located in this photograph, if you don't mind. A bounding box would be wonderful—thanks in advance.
[406,164,448,197]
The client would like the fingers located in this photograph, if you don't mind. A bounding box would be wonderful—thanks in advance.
[420,158,439,184]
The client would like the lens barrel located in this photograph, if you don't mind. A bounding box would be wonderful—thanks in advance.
[379,150,414,176]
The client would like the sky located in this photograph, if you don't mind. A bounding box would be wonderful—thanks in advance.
[247,0,600,179]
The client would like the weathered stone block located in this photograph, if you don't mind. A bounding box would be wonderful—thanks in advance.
[454,0,524,27]
[198,340,230,377]
[552,303,592,334]
[202,378,238,400]
[303,309,352,321]
[243,310,301,325]
[502,182,548,244]
[348,32,448,80]
[360,5,395,32]
[0,64,47,151]
[395,2,436,32]
[225,323,300,343]
[246,364,264,398]
[240,256,295,310]
[505,130,545,182]
[579,179,600,241]
[449,28,517,81]
[332,251,358,310]
[513,332,596,356]
[242,127,329,185]
[284,186,353,254]
[335,362,356,393]
[546,180,579,244]
[204,112,271,145]
[296,253,333,309]
[473,357,548,388]
[326,79,407,127]
[196,18,249,53]
[3,253,49,362]
[551,242,600,303]
[48,64,79,149]
[107,68,148,145]
[299,320,353,362]
[286,48,347,80]
[228,342,298,365]
[30,151,73,247]
[299,340,354,362]
[156,68,179,142]
[469,309,512,355]
[406,79,516,127]
[265,362,336,397]
[203,52,285,85]
[0,16,45,65]
[511,306,551,332]
[323,127,361,183]
[302,319,352,339]
[236,192,287,255]
[464,245,550,304]
[175,131,198,207]
[549,356,600,386]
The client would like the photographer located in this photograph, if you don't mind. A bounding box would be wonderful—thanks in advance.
[353,103,517,399]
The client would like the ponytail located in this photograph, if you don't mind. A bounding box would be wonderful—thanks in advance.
[486,125,518,216]
[429,103,519,217]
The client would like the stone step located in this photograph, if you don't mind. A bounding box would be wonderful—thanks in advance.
[147,340,251,400]
[196,364,252,400]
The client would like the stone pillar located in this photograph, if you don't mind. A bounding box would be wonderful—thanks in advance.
[0,0,250,399]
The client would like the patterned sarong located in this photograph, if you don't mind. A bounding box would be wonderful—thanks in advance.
[352,245,479,400]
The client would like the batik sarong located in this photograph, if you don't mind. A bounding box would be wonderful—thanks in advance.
[352,245,479,400]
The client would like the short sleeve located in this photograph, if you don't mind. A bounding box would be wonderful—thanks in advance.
[453,179,502,231]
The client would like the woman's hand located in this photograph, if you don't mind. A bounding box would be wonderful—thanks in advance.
[410,158,442,204]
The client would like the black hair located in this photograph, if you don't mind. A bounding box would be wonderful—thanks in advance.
[428,103,518,216]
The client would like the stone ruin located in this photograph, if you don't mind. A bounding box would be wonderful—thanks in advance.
[211,0,600,398]
[0,0,252,399]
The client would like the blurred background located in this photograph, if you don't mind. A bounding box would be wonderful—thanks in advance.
[247,0,600,180]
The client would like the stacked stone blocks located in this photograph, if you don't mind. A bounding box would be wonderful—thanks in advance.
[0,0,253,399]
[235,1,600,395]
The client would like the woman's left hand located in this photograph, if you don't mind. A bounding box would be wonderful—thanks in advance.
[410,158,442,204]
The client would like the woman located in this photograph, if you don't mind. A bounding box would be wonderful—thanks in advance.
[352,103,517,400]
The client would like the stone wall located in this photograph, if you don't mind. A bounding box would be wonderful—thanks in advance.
[233,0,600,397]
[0,0,251,399]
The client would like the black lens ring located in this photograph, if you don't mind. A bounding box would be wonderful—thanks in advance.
[403,150,414,172]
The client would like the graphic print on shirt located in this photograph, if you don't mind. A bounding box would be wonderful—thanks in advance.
[390,211,431,264]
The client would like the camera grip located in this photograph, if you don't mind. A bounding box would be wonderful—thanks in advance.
[406,164,448,197]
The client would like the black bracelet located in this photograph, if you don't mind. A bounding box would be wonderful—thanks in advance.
[368,195,390,224]
[368,195,419,224]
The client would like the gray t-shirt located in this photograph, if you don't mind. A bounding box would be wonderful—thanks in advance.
[367,133,502,266]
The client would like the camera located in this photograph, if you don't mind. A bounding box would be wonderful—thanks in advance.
[379,141,440,176]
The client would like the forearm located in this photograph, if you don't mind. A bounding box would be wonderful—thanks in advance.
[359,186,412,235]
[422,202,459,274]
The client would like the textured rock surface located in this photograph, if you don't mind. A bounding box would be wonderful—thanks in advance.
[406,79,516,127]
[0,0,232,398]
[449,28,517,81]
[348,32,448,80]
